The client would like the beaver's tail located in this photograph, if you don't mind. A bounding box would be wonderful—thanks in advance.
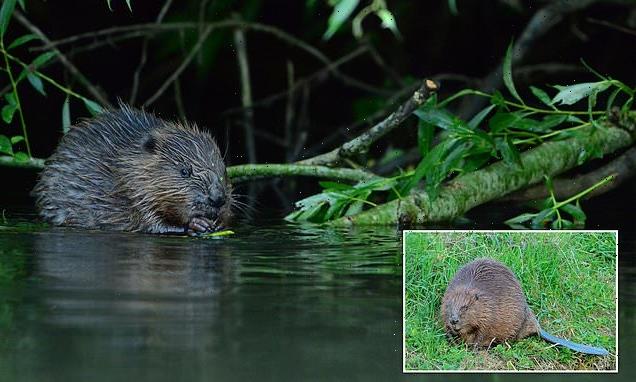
[539,329,609,356]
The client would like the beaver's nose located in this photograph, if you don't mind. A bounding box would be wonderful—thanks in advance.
[208,193,226,209]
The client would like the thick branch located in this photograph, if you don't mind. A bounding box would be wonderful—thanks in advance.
[0,156,45,169]
[329,125,633,226]
[502,146,636,202]
[298,79,438,166]
[227,164,378,183]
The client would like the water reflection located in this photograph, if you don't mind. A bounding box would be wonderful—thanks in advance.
[0,223,403,381]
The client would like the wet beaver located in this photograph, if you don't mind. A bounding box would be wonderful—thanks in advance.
[441,258,608,356]
[33,104,232,234]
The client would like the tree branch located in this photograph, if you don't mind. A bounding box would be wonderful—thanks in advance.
[227,163,378,183]
[298,79,438,166]
[329,124,633,226]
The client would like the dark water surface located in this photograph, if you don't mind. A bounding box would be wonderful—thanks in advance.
[0,222,403,381]
[0,221,633,382]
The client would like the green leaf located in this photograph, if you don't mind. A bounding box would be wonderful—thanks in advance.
[468,105,496,129]
[344,199,365,216]
[200,230,235,238]
[561,203,586,223]
[503,42,523,104]
[375,9,401,38]
[490,91,505,107]
[13,151,29,162]
[413,108,463,130]
[401,139,457,195]
[31,51,56,68]
[62,97,71,133]
[552,81,612,106]
[531,208,555,228]
[17,0,24,10]
[417,119,434,157]
[496,136,522,167]
[26,73,46,96]
[1,103,17,124]
[0,134,13,155]
[460,153,491,173]
[17,52,56,83]
[319,181,352,191]
[488,112,523,134]
[0,0,16,38]
[529,86,554,108]
[8,33,38,50]
[4,92,16,106]
[448,0,458,15]
[106,0,113,11]
[10,135,23,144]
[323,0,359,40]
[504,213,536,226]
[125,0,132,12]
[82,98,103,116]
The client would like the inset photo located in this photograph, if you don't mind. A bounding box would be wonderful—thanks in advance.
[403,231,617,372]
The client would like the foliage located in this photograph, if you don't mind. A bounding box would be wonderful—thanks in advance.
[0,0,104,165]
[321,0,400,40]
[286,43,635,226]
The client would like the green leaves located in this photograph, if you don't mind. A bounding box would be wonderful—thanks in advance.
[2,93,17,124]
[503,42,523,104]
[323,0,400,40]
[82,98,103,116]
[286,177,398,223]
[323,0,359,40]
[552,81,612,106]
[62,97,71,133]
[7,34,39,50]
[0,0,16,38]
[0,134,12,155]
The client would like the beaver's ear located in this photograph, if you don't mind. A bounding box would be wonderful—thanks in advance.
[142,134,158,154]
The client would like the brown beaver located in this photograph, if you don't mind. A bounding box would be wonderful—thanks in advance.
[32,104,232,234]
[441,258,608,356]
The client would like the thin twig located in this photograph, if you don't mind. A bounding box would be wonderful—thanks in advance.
[13,10,111,107]
[298,79,439,166]
[227,163,378,183]
[33,21,389,96]
[587,17,636,37]
[129,0,173,104]
[284,60,295,162]
[457,0,600,119]
[143,25,213,107]
[233,17,256,163]
[221,45,369,116]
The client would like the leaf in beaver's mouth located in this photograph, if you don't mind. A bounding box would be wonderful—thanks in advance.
[199,229,235,238]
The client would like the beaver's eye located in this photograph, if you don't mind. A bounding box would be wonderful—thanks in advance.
[180,166,191,178]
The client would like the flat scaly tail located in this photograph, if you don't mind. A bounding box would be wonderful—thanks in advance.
[539,329,609,356]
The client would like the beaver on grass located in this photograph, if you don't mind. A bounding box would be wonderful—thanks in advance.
[33,104,232,234]
[441,258,609,356]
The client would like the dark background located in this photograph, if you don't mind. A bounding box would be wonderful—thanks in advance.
[1,0,635,224]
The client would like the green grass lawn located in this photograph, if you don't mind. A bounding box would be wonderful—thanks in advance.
[404,231,617,371]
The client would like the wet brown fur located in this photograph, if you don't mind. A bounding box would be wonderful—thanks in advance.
[441,258,539,348]
[33,104,232,234]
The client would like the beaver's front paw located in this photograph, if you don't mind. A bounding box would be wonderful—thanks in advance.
[188,217,214,234]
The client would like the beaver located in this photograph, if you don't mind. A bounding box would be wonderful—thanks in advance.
[440,258,609,356]
[32,104,232,234]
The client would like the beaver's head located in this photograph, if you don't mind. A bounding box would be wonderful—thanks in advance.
[123,122,232,233]
[441,285,486,338]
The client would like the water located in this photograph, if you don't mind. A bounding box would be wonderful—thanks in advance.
[1,221,634,381]
[0,222,403,381]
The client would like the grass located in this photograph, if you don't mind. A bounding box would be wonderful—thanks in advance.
[404,231,617,371]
